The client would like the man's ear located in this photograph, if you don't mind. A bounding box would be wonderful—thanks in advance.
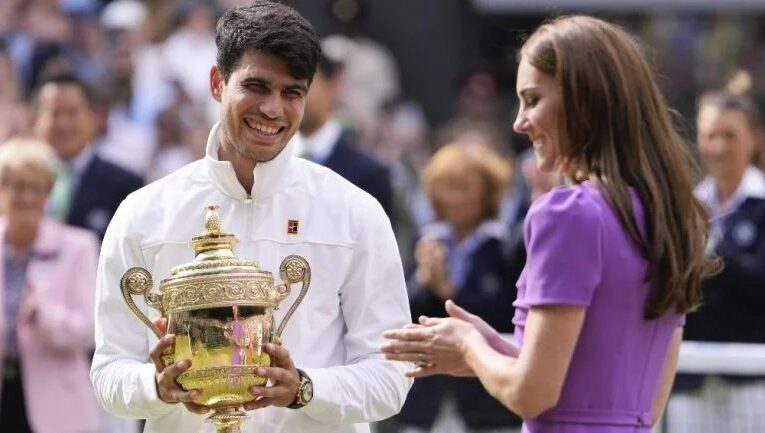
[210,65,224,102]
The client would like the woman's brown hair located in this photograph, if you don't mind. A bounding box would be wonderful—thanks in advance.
[521,16,717,319]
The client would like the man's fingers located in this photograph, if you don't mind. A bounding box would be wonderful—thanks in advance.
[168,387,200,403]
[249,384,286,399]
[243,396,276,411]
[256,366,297,386]
[263,343,294,369]
[161,359,192,381]
[182,401,211,415]
[153,317,168,336]
[150,335,175,372]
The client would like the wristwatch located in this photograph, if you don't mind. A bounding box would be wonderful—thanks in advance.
[287,368,313,409]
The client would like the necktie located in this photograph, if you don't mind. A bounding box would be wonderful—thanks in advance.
[50,164,73,220]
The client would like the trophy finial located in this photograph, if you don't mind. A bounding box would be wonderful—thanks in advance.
[191,203,236,260]
[205,204,222,234]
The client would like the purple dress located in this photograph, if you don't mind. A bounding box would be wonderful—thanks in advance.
[512,182,683,433]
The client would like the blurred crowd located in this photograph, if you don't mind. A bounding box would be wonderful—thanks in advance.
[0,1,763,433]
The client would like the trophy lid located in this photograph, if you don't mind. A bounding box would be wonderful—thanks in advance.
[157,204,282,312]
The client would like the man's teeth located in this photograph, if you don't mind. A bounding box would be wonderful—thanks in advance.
[245,119,280,136]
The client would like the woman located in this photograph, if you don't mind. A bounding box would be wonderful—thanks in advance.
[668,88,765,433]
[0,138,100,433]
[381,15,716,433]
[399,142,522,433]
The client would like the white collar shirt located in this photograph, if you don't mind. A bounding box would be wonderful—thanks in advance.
[695,165,765,249]
[293,120,342,164]
[91,122,412,433]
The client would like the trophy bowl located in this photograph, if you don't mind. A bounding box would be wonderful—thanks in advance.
[120,204,311,433]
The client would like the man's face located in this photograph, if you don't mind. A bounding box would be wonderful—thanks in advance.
[33,83,97,161]
[211,50,309,163]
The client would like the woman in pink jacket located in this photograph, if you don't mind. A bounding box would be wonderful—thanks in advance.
[0,138,100,433]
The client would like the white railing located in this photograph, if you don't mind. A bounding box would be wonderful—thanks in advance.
[676,341,765,375]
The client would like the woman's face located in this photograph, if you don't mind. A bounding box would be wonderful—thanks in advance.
[0,164,52,226]
[433,168,487,232]
[513,57,564,173]
[697,106,759,185]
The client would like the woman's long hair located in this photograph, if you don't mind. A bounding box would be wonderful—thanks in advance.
[521,16,718,319]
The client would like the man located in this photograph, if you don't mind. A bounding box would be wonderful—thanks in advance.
[90,3,412,433]
[33,73,144,240]
[296,41,394,219]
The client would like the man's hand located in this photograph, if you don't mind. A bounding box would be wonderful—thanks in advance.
[243,343,301,410]
[150,318,209,415]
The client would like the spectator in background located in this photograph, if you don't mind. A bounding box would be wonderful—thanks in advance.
[0,137,100,433]
[162,0,219,125]
[398,142,522,433]
[32,73,143,240]
[669,83,765,433]
[0,39,31,141]
[296,40,394,220]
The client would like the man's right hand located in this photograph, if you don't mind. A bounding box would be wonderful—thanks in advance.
[150,318,209,415]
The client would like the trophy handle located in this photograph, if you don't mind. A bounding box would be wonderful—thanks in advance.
[274,255,311,339]
[120,267,163,338]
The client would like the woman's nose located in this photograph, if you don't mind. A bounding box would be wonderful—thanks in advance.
[513,114,529,134]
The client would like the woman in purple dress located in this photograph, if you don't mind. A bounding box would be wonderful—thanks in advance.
[381,15,717,433]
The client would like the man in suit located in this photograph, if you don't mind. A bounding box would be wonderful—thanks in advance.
[32,73,143,240]
[296,42,394,220]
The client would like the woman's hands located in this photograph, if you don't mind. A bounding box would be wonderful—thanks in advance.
[381,300,514,378]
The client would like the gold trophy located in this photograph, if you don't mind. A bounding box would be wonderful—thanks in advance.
[120,204,311,433]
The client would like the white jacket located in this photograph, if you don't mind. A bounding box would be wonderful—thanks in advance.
[90,123,413,433]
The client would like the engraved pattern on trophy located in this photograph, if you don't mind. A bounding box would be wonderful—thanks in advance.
[118,204,312,433]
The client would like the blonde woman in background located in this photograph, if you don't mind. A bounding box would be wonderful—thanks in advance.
[397,142,523,433]
[0,138,100,433]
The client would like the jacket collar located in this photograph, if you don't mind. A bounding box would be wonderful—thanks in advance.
[204,122,297,202]
[696,166,765,212]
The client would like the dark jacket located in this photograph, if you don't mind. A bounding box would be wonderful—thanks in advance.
[323,134,394,221]
[67,155,144,240]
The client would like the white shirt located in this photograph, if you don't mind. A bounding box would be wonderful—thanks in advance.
[90,123,413,433]
[294,120,343,164]
[695,166,765,249]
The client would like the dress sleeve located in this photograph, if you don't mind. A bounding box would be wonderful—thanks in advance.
[521,186,604,307]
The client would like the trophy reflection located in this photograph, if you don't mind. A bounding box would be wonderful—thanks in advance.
[120,204,311,433]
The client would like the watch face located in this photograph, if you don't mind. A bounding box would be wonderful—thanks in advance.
[302,380,313,402]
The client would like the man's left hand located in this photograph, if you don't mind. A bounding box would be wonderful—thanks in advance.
[243,343,301,410]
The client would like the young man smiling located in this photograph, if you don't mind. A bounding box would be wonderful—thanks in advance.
[90,2,412,433]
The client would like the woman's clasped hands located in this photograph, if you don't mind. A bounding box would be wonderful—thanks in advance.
[381,300,518,378]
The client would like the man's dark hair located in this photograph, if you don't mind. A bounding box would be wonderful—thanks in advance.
[32,72,97,108]
[215,1,321,83]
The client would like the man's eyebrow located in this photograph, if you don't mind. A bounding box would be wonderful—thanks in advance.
[241,77,270,86]
[283,83,308,93]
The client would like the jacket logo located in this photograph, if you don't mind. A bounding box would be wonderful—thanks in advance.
[287,219,299,235]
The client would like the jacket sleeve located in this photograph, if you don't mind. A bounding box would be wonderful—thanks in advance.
[300,194,413,423]
[89,196,176,419]
[32,230,99,352]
